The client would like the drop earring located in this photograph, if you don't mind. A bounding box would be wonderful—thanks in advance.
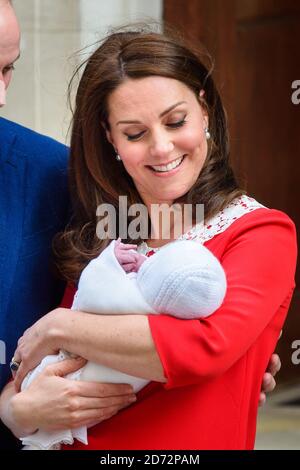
[115,153,122,161]
[205,128,211,140]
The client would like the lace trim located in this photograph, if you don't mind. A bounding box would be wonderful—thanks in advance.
[137,195,266,256]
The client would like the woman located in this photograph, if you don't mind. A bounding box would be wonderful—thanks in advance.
[0,26,296,450]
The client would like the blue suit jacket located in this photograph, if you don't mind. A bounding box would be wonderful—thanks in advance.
[0,118,69,447]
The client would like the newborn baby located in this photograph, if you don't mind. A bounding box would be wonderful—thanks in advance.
[21,239,227,449]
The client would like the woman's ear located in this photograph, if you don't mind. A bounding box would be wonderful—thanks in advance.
[203,114,209,130]
[101,121,115,149]
[201,109,209,130]
[106,130,114,147]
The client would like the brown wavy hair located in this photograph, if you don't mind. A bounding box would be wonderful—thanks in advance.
[53,24,246,283]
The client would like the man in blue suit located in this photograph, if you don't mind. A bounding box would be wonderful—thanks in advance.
[0,122,69,449]
[0,0,69,449]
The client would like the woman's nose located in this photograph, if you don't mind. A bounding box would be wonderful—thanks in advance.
[149,133,174,160]
[0,80,6,107]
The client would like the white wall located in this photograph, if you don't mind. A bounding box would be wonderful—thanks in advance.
[2,0,162,144]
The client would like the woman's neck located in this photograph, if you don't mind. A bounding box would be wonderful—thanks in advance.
[144,238,172,249]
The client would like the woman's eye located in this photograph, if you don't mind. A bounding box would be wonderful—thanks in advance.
[126,131,145,141]
[125,117,187,141]
[167,118,187,129]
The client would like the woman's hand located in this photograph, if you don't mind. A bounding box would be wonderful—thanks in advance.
[5,357,136,436]
[13,308,67,391]
[259,353,281,406]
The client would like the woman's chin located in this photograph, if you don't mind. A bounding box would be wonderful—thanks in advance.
[148,192,186,207]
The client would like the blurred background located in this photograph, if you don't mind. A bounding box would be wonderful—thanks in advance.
[2,0,300,449]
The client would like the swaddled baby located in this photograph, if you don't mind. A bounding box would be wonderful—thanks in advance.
[21,239,227,449]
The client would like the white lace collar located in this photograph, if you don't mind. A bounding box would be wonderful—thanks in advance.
[137,195,266,255]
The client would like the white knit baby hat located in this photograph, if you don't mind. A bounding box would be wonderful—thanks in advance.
[136,240,227,318]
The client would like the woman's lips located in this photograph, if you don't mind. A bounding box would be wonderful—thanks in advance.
[146,154,187,176]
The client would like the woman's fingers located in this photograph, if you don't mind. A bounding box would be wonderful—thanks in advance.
[66,393,136,413]
[258,353,281,406]
[68,406,120,429]
[258,392,266,406]
[74,381,134,398]
[18,356,137,430]
[267,353,281,376]
[14,356,87,392]
[262,372,276,393]
[50,391,136,430]
[259,373,276,407]
[45,357,87,377]
[45,361,136,402]
[84,401,132,429]
[14,362,29,392]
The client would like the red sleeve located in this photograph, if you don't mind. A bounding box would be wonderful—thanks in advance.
[59,283,77,308]
[148,209,297,389]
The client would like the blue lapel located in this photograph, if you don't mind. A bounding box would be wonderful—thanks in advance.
[0,131,27,321]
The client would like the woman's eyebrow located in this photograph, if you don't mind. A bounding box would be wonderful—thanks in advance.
[116,101,187,125]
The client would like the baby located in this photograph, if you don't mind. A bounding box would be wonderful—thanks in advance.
[21,238,227,449]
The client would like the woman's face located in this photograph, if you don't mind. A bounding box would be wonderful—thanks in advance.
[106,76,208,209]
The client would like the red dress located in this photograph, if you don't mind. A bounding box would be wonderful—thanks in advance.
[62,197,297,450]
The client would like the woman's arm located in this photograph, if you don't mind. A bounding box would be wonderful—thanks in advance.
[12,300,281,395]
[13,310,166,391]
[57,311,166,382]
